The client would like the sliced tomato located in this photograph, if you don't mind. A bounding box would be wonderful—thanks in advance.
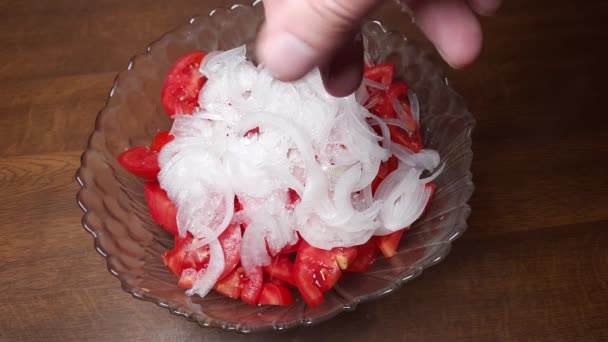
[181,243,210,272]
[287,188,301,205]
[371,156,398,195]
[422,182,437,215]
[150,130,174,152]
[347,238,380,272]
[377,229,407,258]
[178,268,197,289]
[214,266,245,299]
[161,51,207,116]
[218,223,242,280]
[144,182,178,235]
[117,146,160,180]
[162,245,186,276]
[240,267,263,305]
[390,126,424,153]
[263,255,296,286]
[295,241,342,307]
[278,237,301,255]
[363,63,395,87]
[162,234,210,276]
[388,81,408,100]
[368,93,395,119]
[245,127,260,137]
[331,247,359,270]
[258,283,295,306]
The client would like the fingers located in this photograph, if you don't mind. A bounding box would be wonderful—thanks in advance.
[409,0,483,68]
[468,0,502,16]
[257,0,380,81]
[320,32,364,97]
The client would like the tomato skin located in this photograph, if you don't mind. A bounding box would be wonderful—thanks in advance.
[377,229,406,258]
[144,182,179,235]
[240,267,263,305]
[263,255,296,286]
[161,51,207,116]
[117,146,160,180]
[258,283,295,306]
[347,238,380,273]
[388,81,408,100]
[218,223,242,280]
[364,63,395,87]
[150,130,174,152]
[214,267,245,299]
[294,241,342,307]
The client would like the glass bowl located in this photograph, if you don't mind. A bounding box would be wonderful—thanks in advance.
[76,0,474,334]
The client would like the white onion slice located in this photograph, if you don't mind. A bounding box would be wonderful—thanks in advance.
[408,91,420,125]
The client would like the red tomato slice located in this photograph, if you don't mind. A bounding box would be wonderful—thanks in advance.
[150,130,174,152]
[258,283,295,306]
[178,268,197,289]
[117,146,160,180]
[240,267,263,305]
[347,238,380,272]
[162,234,210,276]
[390,126,424,153]
[263,255,296,286]
[294,241,342,307]
[161,51,207,116]
[331,247,359,270]
[388,81,408,100]
[214,266,245,299]
[218,223,242,280]
[367,93,395,119]
[364,63,395,87]
[144,182,178,235]
[377,229,407,258]
[371,156,398,195]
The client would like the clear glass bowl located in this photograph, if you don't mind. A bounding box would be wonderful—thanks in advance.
[76,0,474,333]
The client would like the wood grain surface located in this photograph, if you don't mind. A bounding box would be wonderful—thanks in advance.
[1,0,607,341]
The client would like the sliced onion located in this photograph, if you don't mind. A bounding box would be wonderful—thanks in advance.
[408,91,420,125]
[186,238,224,297]
[389,97,416,133]
[362,78,386,90]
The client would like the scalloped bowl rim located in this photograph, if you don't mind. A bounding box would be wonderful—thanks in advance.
[76,1,474,334]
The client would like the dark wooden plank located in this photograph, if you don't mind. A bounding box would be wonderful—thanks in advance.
[1,0,607,341]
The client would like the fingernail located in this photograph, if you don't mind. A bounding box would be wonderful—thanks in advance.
[258,31,318,81]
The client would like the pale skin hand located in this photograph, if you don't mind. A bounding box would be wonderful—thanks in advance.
[256,0,502,96]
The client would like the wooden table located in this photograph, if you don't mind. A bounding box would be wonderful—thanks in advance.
[1,0,607,341]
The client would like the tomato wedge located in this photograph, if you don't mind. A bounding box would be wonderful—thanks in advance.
[363,63,395,87]
[144,182,178,235]
[258,283,295,306]
[240,267,263,305]
[347,238,380,272]
[117,146,160,180]
[331,247,359,270]
[377,229,406,258]
[161,51,207,116]
[388,81,408,100]
[390,126,423,153]
[218,223,242,280]
[178,268,197,289]
[162,234,210,276]
[294,241,342,307]
[372,156,398,195]
[214,266,245,299]
[150,130,174,152]
[263,255,296,286]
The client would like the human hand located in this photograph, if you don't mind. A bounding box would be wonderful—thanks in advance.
[256,0,501,96]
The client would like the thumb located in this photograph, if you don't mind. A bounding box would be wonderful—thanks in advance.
[257,0,380,81]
